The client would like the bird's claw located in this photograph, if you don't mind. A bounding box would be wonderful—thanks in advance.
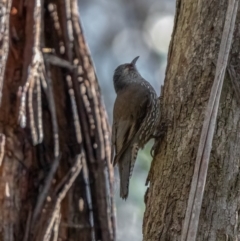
[150,141,158,157]
[150,120,170,157]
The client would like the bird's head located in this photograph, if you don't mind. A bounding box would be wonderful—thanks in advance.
[113,56,140,93]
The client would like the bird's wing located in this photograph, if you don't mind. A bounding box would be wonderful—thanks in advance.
[111,118,134,164]
[112,84,151,165]
[112,119,137,166]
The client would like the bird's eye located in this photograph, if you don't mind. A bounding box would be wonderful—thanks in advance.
[127,64,134,70]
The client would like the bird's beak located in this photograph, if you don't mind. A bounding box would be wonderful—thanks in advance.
[131,56,140,66]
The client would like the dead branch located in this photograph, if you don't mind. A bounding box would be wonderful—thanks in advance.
[23,209,32,241]
[52,211,61,241]
[43,155,83,241]
[70,1,116,239]
[32,156,60,225]
[82,154,96,240]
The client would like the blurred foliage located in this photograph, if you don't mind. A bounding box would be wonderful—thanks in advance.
[78,0,175,240]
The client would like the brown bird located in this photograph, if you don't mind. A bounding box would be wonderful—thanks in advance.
[111,56,159,199]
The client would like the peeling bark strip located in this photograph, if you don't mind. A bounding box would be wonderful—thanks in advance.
[182,1,239,240]
[0,0,115,240]
[42,155,83,241]
[18,0,44,145]
[0,0,12,104]
[144,0,240,240]
[0,133,5,166]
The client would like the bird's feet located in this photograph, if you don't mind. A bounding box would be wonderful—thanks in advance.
[150,121,170,157]
[150,141,159,157]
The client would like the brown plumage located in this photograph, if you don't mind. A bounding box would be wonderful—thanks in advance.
[111,56,159,199]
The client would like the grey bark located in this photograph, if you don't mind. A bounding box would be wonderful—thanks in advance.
[144,0,240,240]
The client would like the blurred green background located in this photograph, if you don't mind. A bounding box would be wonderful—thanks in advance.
[78,0,175,240]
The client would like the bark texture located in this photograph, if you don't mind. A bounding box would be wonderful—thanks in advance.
[0,0,115,241]
[144,1,240,240]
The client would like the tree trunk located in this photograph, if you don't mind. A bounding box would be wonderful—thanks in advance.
[0,0,115,241]
[144,0,240,240]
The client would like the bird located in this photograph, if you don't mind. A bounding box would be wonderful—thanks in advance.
[111,56,160,199]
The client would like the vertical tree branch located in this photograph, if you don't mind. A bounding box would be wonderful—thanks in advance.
[144,1,240,240]
[182,1,239,240]
[0,0,12,104]
[0,0,115,240]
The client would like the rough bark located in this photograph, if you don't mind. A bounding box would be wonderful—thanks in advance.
[144,0,240,240]
[0,0,115,241]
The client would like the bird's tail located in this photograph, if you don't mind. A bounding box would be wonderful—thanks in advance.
[118,144,139,199]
